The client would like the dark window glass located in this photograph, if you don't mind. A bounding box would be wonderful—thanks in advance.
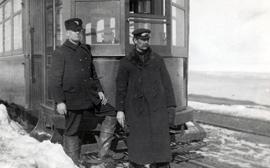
[55,0,64,47]
[130,0,165,16]
[45,0,53,50]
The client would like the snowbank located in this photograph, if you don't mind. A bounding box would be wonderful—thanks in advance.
[189,101,270,121]
[0,104,77,168]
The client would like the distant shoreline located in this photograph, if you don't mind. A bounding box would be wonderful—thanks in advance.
[188,70,270,106]
[188,94,270,109]
[190,70,270,74]
[189,70,270,77]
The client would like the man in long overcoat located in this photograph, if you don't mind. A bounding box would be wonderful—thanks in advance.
[49,18,116,166]
[116,28,176,168]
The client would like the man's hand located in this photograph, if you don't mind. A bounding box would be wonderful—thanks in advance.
[56,102,67,115]
[98,92,107,105]
[116,111,125,127]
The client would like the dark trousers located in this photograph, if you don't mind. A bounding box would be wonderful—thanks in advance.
[64,110,84,136]
[63,107,116,165]
[151,163,170,168]
[63,109,86,165]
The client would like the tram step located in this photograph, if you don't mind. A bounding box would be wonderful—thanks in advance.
[174,121,206,143]
[173,152,204,163]
[174,107,194,125]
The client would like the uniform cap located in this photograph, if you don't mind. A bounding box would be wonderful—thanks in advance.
[132,28,151,40]
[65,18,83,32]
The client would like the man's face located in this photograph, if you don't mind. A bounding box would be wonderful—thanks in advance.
[67,30,82,43]
[134,38,150,51]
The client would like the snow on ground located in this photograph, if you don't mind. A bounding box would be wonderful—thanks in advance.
[199,124,270,168]
[189,100,270,167]
[189,101,270,121]
[0,104,77,168]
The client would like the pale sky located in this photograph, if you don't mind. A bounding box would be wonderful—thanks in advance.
[189,0,270,72]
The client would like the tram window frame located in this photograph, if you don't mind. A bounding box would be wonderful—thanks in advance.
[75,0,124,56]
[171,0,189,57]
[126,0,171,56]
[0,0,23,57]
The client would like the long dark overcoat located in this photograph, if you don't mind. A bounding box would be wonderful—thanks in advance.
[116,48,176,164]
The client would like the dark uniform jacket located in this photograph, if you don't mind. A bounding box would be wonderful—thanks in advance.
[116,48,176,164]
[49,40,103,110]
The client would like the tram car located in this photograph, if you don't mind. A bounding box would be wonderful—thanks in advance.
[0,0,206,164]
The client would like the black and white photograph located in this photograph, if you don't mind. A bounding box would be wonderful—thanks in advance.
[0,0,269,168]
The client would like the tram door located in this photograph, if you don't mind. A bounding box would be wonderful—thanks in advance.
[44,0,67,107]
[28,0,44,110]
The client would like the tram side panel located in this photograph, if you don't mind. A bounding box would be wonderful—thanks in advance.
[0,57,26,106]
[93,58,119,107]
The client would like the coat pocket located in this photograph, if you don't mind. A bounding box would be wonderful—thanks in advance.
[63,86,76,93]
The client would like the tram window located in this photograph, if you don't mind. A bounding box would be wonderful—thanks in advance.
[55,0,64,47]
[77,1,120,45]
[0,24,2,53]
[0,0,22,56]
[4,2,11,19]
[4,2,12,52]
[4,20,11,51]
[0,9,2,53]
[45,0,65,101]
[172,6,185,47]
[45,0,64,50]
[0,8,2,22]
[14,0,22,13]
[129,20,167,45]
[0,0,23,56]
[45,0,53,50]
[13,13,22,49]
[130,0,165,16]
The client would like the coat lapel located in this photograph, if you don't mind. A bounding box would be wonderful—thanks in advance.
[127,48,155,69]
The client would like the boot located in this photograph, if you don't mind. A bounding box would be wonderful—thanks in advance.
[63,135,81,165]
[150,163,170,168]
[98,116,116,160]
[129,162,145,168]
